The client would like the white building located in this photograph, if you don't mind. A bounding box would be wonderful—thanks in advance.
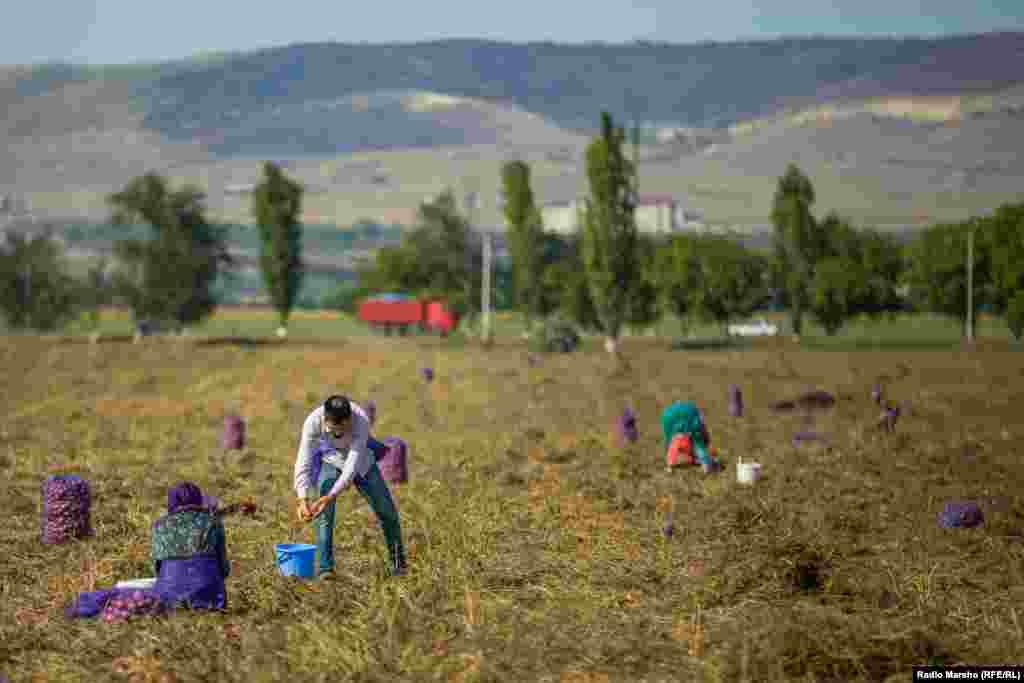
[539,194,701,236]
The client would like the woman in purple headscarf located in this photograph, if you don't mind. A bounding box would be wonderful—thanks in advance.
[65,481,229,621]
[150,481,230,610]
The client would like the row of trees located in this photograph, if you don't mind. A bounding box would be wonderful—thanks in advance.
[356,113,1023,350]
[2,112,1021,345]
[0,162,307,335]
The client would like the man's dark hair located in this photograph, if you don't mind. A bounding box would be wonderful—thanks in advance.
[324,395,352,422]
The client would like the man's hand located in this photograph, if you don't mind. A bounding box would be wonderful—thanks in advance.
[296,498,313,523]
[309,495,335,520]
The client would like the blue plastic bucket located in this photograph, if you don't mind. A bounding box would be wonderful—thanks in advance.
[275,543,317,578]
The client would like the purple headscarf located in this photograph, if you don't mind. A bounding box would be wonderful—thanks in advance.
[167,481,204,514]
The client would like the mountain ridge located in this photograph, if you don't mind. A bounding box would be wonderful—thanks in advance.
[3,33,1024,228]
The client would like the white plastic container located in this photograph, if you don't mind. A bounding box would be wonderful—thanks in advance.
[114,578,157,590]
[736,457,761,485]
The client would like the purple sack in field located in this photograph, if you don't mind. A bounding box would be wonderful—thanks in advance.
[65,589,117,619]
[377,437,408,484]
[619,407,639,444]
[938,501,984,529]
[792,431,829,448]
[221,414,245,451]
[421,367,434,382]
[41,475,93,545]
[728,384,743,417]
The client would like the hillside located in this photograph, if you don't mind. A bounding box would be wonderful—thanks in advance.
[2,33,1024,229]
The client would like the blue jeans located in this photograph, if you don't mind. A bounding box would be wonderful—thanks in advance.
[314,441,406,576]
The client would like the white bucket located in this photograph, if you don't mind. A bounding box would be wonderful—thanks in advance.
[736,461,761,485]
[115,578,157,590]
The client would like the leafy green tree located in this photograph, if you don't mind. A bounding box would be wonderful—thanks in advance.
[357,244,422,293]
[0,231,80,331]
[1007,291,1024,341]
[412,189,481,318]
[500,160,544,325]
[536,234,601,333]
[355,190,481,319]
[771,163,818,336]
[690,236,767,334]
[253,161,305,335]
[810,257,859,335]
[815,212,905,320]
[559,263,604,334]
[979,202,1024,325]
[71,256,115,335]
[493,256,515,311]
[321,281,374,313]
[654,234,702,335]
[625,233,662,331]
[581,111,640,355]
[534,233,576,317]
[905,221,993,336]
[107,173,232,332]
[850,226,906,317]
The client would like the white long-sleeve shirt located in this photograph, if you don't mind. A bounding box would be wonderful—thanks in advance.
[293,402,372,499]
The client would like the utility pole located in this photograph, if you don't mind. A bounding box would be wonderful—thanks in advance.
[632,119,640,210]
[482,212,493,346]
[483,189,507,347]
[464,187,493,345]
[966,219,974,345]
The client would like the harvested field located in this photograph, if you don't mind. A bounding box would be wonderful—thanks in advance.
[2,335,1023,682]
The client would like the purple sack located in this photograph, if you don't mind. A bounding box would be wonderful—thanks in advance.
[938,501,984,529]
[41,475,93,545]
[221,414,245,451]
[728,385,744,417]
[792,431,829,447]
[618,407,639,444]
[65,589,118,619]
[377,437,408,484]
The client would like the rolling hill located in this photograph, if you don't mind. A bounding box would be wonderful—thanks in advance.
[2,33,1024,230]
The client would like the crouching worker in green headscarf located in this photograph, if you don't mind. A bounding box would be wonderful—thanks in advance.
[661,401,715,468]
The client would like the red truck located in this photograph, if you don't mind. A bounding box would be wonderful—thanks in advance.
[357,296,459,336]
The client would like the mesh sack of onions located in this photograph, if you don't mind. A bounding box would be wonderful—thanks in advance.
[100,590,166,624]
[617,407,639,445]
[377,437,408,484]
[728,384,744,417]
[40,475,94,545]
[221,414,245,451]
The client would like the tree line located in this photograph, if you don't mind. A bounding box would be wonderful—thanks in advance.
[1,112,1022,345]
[0,162,305,336]
[354,112,1024,350]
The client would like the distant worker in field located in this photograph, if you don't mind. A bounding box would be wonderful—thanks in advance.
[661,401,715,469]
[293,395,407,578]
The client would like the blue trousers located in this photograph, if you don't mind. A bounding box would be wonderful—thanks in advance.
[314,440,406,576]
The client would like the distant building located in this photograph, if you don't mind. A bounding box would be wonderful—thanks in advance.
[538,199,585,235]
[538,194,700,236]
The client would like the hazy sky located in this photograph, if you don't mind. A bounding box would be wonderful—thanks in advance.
[3,0,1023,65]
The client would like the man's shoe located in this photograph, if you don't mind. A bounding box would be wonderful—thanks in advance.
[319,569,336,580]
